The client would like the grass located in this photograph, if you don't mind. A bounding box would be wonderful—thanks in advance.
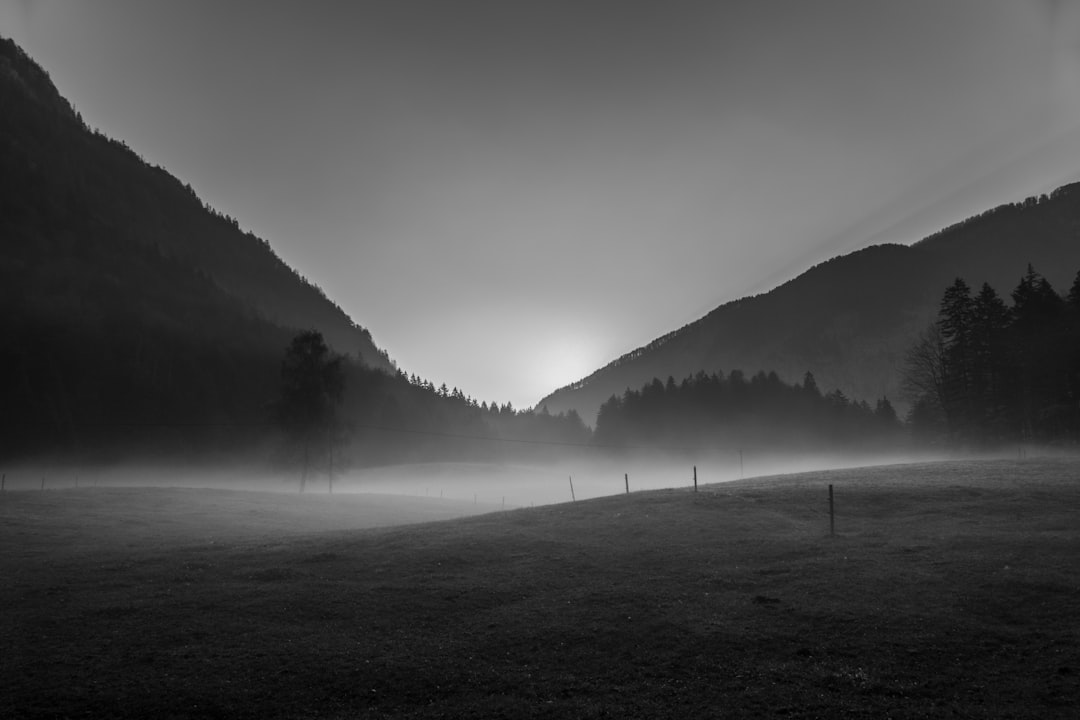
[1,458,1078,718]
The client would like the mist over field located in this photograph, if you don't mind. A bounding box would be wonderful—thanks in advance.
[4,455,1078,718]
[340,451,963,508]
[2,447,1013,510]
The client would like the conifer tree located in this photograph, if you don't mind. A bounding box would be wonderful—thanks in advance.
[1010,266,1064,440]
[971,283,1012,442]
[937,278,977,442]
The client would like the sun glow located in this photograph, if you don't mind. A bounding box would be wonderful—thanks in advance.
[532,338,603,403]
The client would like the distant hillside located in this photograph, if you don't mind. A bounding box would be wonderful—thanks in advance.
[0,36,392,370]
[538,184,1080,425]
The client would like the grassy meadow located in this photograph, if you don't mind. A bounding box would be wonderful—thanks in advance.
[1,458,1078,718]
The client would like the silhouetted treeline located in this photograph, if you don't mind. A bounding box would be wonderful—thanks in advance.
[916,186,1070,247]
[336,367,591,466]
[593,370,902,452]
[0,37,591,466]
[903,266,1080,446]
[2,320,591,465]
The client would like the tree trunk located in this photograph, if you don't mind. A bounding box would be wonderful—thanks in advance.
[300,442,308,493]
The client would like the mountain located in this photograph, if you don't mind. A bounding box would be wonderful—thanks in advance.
[0,37,595,464]
[538,185,1080,425]
[0,36,392,370]
[0,36,397,458]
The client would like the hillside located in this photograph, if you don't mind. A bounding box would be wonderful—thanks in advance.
[0,37,392,369]
[538,185,1080,424]
[0,37,402,458]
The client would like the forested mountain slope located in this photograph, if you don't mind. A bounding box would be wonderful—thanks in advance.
[0,37,397,458]
[539,184,1080,425]
[0,36,392,370]
[1,37,592,463]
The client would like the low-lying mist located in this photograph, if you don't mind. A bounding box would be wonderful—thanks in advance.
[2,446,1026,510]
[334,449,991,508]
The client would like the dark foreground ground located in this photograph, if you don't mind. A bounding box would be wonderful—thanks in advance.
[1,458,1078,718]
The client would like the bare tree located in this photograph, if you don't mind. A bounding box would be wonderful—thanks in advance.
[900,323,947,412]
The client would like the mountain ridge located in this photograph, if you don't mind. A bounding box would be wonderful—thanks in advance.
[538,184,1080,424]
[1,36,598,464]
[0,35,393,370]
[1,35,407,458]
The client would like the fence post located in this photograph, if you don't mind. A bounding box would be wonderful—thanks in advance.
[829,484,835,537]
[693,466,697,492]
[569,476,576,502]
[624,473,629,495]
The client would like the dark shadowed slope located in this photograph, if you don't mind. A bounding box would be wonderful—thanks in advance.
[0,37,403,458]
[0,37,598,464]
[0,36,392,370]
[539,185,1080,424]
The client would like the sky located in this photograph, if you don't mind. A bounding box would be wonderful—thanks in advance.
[3,0,1080,409]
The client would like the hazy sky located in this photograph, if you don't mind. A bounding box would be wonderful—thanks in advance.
[4,1,1080,408]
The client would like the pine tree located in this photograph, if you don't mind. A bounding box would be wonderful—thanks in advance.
[1068,270,1080,308]
[1067,271,1080,435]
[1010,266,1064,440]
[937,278,976,442]
[971,283,1012,442]
[874,396,899,426]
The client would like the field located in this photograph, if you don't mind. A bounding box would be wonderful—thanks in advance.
[1,458,1078,718]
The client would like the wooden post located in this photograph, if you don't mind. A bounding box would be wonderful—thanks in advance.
[300,444,308,494]
[569,476,576,502]
[693,465,697,492]
[502,496,505,510]
[829,484,835,537]
[739,450,744,479]
[624,473,629,494]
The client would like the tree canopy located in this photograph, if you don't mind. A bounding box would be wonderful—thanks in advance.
[278,331,345,491]
[903,265,1080,446]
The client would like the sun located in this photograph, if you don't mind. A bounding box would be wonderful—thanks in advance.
[533,338,601,398]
